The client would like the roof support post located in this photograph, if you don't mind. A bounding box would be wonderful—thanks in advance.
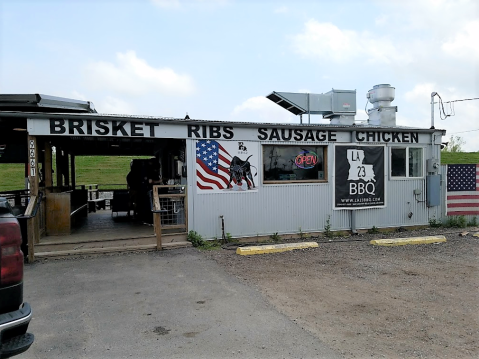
[44,141,53,194]
[27,135,39,262]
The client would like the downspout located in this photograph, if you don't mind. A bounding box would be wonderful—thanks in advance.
[351,130,358,234]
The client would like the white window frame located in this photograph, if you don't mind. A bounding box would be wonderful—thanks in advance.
[389,146,425,179]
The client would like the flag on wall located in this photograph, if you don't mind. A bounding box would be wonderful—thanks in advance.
[196,140,232,190]
[446,164,479,216]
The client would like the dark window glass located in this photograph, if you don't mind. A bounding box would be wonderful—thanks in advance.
[263,145,325,181]
[391,147,423,178]
[391,148,406,177]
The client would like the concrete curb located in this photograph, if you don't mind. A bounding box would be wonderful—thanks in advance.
[236,242,319,255]
[370,235,447,246]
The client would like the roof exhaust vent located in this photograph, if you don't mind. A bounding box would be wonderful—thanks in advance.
[367,84,397,126]
[266,89,356,125]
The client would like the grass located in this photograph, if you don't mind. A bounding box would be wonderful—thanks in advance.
[441,152,479,164]
[0,156,147,192]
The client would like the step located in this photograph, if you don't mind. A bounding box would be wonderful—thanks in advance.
[36,233,188,252]
[34,242,192,258]
[36,236,157,252]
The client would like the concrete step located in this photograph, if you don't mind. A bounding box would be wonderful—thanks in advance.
[36,233,188,252]
[34,241,192,259]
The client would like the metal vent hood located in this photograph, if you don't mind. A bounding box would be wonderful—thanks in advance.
[266,89,356,124]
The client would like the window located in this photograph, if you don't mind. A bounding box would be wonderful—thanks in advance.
[391,147,423,178]
[263,145,326,182]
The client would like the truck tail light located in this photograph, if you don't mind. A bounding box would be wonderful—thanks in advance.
[0,221,24,286]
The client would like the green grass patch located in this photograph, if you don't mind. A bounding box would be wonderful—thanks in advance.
[441,152,479,164]
[0,156,148,192]
[187,230,221,250]
[0,163,25,191]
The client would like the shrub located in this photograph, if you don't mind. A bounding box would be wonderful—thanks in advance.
[270,232,281,242]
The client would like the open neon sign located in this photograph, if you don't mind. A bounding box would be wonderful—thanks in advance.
[295,150,318,169]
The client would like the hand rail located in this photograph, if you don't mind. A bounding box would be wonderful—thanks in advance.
[17,191,44,219]
[148,190,168,214]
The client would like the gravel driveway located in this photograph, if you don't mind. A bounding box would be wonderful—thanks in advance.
[204,227,479,359]
[22,248,341,359]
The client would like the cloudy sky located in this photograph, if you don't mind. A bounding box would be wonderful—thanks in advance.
[1,0,478,150]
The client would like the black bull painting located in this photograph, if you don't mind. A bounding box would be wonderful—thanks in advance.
[223,155,257,190]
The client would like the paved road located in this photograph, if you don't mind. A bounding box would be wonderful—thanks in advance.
[21,248,341,359]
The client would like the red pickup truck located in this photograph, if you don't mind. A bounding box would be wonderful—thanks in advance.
[0,197,33,358]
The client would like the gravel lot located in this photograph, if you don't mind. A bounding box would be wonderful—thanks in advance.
[204,228,479,359]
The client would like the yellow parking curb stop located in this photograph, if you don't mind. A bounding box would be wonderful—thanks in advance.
[370,235,446,246]
[236,242,319,255]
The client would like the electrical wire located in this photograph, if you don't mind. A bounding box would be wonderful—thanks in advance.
[435,95,479,120]
[443,97,479,103]
[435,93,453,120]
[449,128,479,134]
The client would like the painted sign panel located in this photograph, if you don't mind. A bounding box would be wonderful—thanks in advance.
[27,119,431,144]
[196,140,259,193]
[334,145,385,209]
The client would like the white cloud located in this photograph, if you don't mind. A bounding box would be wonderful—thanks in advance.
[151,0,180,8]
[404,83,436,105]
[274,6,288,14]
[291,20,413,65]
[96,96,136,115]
[231,96,297,123]
[150,0,228,9]
[442,20,479,60]
[85,51,195,97]
[71,91,88,101]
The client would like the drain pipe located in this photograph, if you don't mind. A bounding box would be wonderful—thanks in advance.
[351,130,358,234]
[220,215,226,243]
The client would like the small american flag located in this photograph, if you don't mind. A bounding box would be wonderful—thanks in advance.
[446,164,479,216]
[196,140,232,190]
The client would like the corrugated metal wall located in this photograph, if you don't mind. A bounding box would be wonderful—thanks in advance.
[187,139,446,239]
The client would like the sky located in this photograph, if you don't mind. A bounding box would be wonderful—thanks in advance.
[1,0,478,150]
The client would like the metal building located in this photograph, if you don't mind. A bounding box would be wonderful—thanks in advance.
[0,85,446,259]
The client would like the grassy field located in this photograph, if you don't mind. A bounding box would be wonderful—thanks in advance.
[0,156,146,192]
[1,152,478,192]
[440,152,479,164]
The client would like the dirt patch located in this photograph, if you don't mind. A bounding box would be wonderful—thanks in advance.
[204,229,479,358]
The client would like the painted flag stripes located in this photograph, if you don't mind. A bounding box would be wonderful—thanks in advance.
[446,164,479,216]
[196,139,232,190]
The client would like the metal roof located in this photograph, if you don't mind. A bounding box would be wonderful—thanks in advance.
[0,110,445,134]
[0,94,96,113]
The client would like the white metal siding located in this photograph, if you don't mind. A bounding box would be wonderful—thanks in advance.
[187,138,446,239]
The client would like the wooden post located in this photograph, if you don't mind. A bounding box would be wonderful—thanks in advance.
[71,154,76,189]
[27,135,39,263]
[56,148,63,188]
[152,185,163,250]
[44,141,53,193]
[63,152,70,188]
[154,212,162,250]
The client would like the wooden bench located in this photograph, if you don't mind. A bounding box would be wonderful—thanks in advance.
[46,189,88,235]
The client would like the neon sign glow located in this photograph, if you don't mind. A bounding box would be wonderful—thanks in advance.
[295,150,318,169]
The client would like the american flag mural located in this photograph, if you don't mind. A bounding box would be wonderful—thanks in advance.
[196,140,232,190]
[195,139,259,193]
[446,164,479,216]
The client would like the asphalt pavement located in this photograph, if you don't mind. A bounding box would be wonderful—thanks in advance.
[20,248,341,359]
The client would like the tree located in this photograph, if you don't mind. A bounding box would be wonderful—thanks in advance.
[442,135,465,153]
